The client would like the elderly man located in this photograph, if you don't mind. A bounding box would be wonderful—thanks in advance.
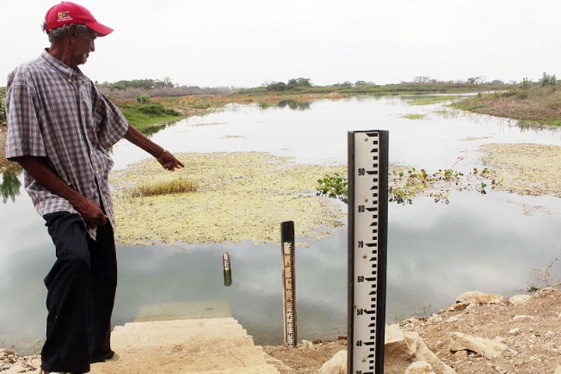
[5,2,184,373]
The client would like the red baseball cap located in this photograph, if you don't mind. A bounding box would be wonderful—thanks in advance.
[45,2,113,37]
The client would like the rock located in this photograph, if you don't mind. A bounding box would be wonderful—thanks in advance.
[445,315,461,323]
[449,332,509,359]
[446,302,469,312]
[300,340,314,349]
[456,291,505,305]
[385,324,456,374]
[513,315,534,322]
[534,287,556,298]
[509,294,531,305]
[554,365,561,374]
[318,350,346,374]
[494,365,508,374]
[405,360,436,373]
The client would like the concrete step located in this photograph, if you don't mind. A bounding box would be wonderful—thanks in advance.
[89,318,279,374]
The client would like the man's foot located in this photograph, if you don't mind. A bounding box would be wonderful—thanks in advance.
[90,350,119,363]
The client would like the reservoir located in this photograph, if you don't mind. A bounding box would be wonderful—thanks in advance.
[2,95,561,354]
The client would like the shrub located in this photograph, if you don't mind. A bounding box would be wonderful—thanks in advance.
[519,78,532,90]
[136,93,150,104]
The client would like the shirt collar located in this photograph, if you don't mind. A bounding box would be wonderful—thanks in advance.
[40,49,84,81]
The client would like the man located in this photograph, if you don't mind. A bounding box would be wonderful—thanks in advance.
[5,2,184,373]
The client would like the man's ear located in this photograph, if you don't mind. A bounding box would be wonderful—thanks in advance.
[67,24,77,40]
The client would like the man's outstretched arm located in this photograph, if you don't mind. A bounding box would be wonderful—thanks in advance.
[123,125,185,171]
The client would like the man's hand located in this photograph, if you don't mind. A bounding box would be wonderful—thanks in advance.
[157,150,185,171]
[12,155,107,229]
[70,196,107,229]
[124,126,185,171]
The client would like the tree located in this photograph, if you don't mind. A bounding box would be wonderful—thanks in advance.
[287,77,312,89]
[334,81,353,88]
[540,72,557,87]
[414,76,431,84]
[266,82,287,91]
[467,76,485,85]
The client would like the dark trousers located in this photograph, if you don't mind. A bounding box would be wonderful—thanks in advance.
[41,212,117,373]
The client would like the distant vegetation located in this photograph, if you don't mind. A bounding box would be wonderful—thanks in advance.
[2,73,559,131]
[452,72,561,126]
[97,78,237,100]
[237,76,511,97]
[93,76,513,103]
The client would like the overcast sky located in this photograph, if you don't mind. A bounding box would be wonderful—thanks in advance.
[1,0,559,88]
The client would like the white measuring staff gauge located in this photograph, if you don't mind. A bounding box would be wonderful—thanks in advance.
[348,131,388,374]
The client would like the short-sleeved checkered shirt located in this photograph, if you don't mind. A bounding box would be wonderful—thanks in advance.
[5,50,129,239]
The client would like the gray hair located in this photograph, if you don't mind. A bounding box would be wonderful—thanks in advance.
[42,22,92,43]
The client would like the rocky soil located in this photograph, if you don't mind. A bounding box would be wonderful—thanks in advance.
[261,289,561,374]
[4,289,561,373]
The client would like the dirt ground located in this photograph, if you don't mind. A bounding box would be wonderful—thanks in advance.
[263,288,561,373]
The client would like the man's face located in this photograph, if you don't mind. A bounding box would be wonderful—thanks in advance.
[70,28,98,67]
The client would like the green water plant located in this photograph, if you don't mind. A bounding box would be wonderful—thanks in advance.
[317,167,501,205]
[316,172,348,203]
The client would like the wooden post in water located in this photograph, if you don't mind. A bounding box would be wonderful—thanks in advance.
[281,221,297,347]
[222,252,232,287]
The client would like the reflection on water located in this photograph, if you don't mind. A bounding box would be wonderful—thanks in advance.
[257,99,312,111]
[1,163,22,203]
[2,96,561,355]
[276,100,312,111]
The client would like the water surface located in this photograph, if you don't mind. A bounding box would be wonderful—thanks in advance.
[2,96,561,354]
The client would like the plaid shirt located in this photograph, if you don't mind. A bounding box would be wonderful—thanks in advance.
[5,50,129,239]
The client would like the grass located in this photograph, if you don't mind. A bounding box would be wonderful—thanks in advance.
[405,95,463,106]
[451,86,561,126]
[117,101,185,132]
[404,114,426,120]
[129,178,198,198]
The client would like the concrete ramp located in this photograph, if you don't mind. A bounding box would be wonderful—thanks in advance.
[90,318,279,374]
